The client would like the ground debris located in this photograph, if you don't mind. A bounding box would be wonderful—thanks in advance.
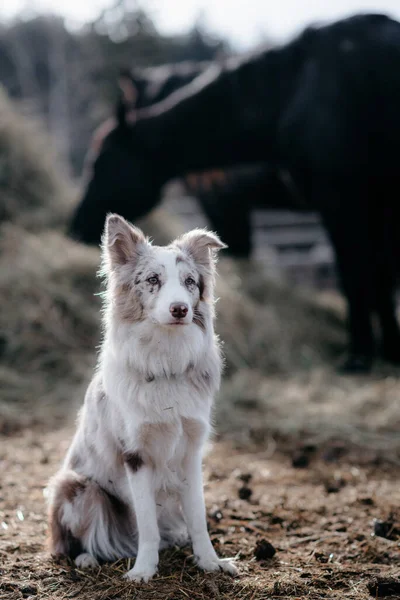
[373,513,399,540]
[1,430,400,600]
[367,576,400,597]
[254,539,276,561]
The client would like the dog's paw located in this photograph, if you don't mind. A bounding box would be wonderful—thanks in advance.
[196,555,238,576]
[124,564,157,583]
[75,553,99,569]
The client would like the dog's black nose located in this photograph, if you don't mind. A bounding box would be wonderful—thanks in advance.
[170,303,189,319]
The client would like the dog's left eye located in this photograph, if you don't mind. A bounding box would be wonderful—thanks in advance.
[147,276,159,285]
[185,277,196,286]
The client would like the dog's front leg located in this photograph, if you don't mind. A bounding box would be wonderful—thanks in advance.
[181,451,237,575]
[124,461,160,583]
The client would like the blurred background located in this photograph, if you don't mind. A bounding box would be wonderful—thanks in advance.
[1,3,400,598]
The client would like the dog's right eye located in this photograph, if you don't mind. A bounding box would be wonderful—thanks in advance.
[147,276,159,285]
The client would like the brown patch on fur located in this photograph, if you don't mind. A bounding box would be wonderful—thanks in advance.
[175,229,226,302]
[193,306,206,332]
[138,422,177,443]
[48,471,134,560]
[114,283,144,322]
[106,489,130,517]
[182,417,206,444]
[77,483,131,541]
[137,422,179,467]
[198,275,205,301]
[47,472,87,556]
[61,475,86,503]
[123,451,144,472]
[105,214,146,268]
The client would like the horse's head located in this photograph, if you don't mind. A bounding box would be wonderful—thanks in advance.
[68,74,163,245]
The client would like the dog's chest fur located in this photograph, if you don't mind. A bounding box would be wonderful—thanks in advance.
[67,343,218,503]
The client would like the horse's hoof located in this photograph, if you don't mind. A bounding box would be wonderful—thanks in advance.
[337,354,373,375]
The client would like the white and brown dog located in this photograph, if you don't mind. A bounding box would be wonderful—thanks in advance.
[47,214,237,582]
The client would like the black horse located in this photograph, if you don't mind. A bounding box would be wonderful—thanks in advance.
[69,13,400,373]
[85,61,293,258]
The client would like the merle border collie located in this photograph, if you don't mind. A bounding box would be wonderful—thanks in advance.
[47,214,237,582]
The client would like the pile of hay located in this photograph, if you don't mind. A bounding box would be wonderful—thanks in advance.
[217,366,400,454]
[0,225,100,431]
[0,86,73,230]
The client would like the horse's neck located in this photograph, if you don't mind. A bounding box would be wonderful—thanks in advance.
[136,54,283,179]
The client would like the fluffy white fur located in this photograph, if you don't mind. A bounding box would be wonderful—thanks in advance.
[47,214,237,582]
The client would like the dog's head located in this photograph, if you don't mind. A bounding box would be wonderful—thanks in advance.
[101,214,226,329]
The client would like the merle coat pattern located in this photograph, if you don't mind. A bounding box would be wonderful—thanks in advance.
[69,14,400,372]
[48,217,237,581]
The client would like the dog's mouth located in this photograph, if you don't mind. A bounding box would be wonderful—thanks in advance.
[168,320,189,326]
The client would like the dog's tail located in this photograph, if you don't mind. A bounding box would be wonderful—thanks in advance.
[47,470,137,561]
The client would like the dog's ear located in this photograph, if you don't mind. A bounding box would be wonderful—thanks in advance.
[176,229,227,269]
[103,213,146,269]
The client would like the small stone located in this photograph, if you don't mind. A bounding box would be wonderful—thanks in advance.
[324,478,345,494]
[238,486,253,501]
[20,585,37,596]
[291,451,310,468]
[325,483,341,494]
[322,444,347,463]
[210,509,223,522]
[373,518,397,540]
[302,443,317,453]
[367,576,400,597]
[238,473,252,484]
[270,515,284,525]
[360,496,374,506]
[254,539,276,560]
[314,551,328,563]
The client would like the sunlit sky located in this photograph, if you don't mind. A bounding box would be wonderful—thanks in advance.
[2,0,400,48]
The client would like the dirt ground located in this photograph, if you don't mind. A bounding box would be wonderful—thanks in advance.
[1,425,399,600]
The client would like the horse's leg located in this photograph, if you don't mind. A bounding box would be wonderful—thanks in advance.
[318,178,375,373]
[370,190,400,364]
[374,274,400,363]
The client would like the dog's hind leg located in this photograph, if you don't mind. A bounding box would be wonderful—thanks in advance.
[47,470,136,567]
